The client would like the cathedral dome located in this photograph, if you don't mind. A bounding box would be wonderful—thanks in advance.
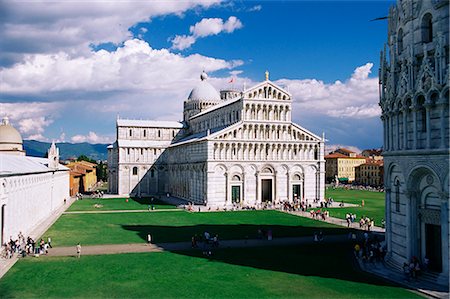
[0,117,24,153]
[188,71,220,102]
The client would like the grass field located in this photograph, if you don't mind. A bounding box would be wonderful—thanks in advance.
[67,197,177,212]
[44,210,346,246]
[325,188,385,226]
[0,244,421,298]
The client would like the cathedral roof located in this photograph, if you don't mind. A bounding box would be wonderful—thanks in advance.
[0,155,68,177]
[117,119,184,129]
[187,71,221,102]
[0,117,23,146]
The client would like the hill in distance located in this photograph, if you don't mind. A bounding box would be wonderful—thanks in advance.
[23,140,109,161]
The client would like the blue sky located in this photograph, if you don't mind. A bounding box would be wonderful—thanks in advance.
[0,0,395,151]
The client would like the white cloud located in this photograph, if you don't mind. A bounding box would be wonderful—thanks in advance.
[0,0,221,65]
[248,5,262,12]
[325,144,362,155]
[276,63,380,119]
[0,102,62,139]
[171,16,243,50]
[71,131,112,144]
[0,39,243,94]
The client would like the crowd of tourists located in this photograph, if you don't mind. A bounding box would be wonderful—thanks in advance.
[1,232,52,259]
[329,185,384,192]
[309,209,329,220]
[353,232,386,264]
[402,256,429,281]
[191,231,220,256]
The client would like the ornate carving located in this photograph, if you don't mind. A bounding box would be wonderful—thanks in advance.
[426,175,434,185]
[418,208,441,225]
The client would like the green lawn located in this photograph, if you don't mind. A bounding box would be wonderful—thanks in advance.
[67,197,177,212]
[44,210,346,246]
[325,188,385,226]
[0,244,421,298]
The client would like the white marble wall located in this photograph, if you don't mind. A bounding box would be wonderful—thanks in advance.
[0,170,69,243]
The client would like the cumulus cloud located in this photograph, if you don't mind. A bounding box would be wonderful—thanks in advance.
[0,102,62,140]
[0,39,243,94]
[171,16,243,50]
[276,62,380,119]
[248,5,262,12]
[325,144,362,155]
[0,0,221,65]
[71,131,113,144]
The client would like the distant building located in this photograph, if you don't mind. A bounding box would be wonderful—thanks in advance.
[361,148,383,161]
[66,161,97,196]
[0,119,69,244]
[380,0,449,285]
[355,161,384,187]
[108,71,325,206]
[325,148,366,183]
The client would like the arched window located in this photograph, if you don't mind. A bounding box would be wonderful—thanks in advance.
[397,28,403,54]
[232,175,241,181]
[143,130,146,137]
[417,96,426,132]
[129,129,132,137]
[158,130,161,138]
[132,167,138,175]
[422,13,433,43]
[394,179,400,212]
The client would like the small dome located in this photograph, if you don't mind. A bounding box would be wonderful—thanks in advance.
[0,117,23,152]
[188,72,220,102]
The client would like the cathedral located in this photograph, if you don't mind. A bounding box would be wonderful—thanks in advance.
[0,117,69,244]
[108,71,325,207]
[379,0,449,285]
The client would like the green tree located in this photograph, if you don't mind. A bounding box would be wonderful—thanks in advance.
[96,161,108,182]
[77,154,96,164]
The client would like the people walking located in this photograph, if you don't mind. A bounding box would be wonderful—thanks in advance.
[76,243,81,258]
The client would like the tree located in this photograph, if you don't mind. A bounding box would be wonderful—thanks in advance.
[96,161,108,182]
[77,154,96,164]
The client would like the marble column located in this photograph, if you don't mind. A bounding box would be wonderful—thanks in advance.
[412,106,418,149]
[385,187,392,255]
[425,104,432,149]
[438,103,447,148]
[403,109,408,149]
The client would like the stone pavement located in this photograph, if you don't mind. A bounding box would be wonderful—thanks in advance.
[45,234,347,257]
[0,196,77,279]
[357,257,449,299]
[284,210,385,233]
[63,208,181,214]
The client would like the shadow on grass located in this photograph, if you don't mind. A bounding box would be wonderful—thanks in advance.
[122,223,351,243]
[130,197,176,207]
[122,223,396,288]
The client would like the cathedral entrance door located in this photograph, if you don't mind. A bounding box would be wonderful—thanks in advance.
[261,179,273,202]
[231,186,241,204]
[292,185,301,201]
[1,204,5,245]
[425,223,442,272]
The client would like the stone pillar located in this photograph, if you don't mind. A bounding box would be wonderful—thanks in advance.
[425,104,431,149]
[396,111,400,150]
[412,107,418,149]
[385,187,392,255]
[225,172,229,204]
[403,110,408,149]
[438,103,447,148]
[440,197,449,282]
[255,171,260,204]
[381,115,387,151]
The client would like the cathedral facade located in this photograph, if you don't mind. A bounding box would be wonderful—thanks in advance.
[379,0,449,284]
[0,118,69,244]
[108,72,325,207]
